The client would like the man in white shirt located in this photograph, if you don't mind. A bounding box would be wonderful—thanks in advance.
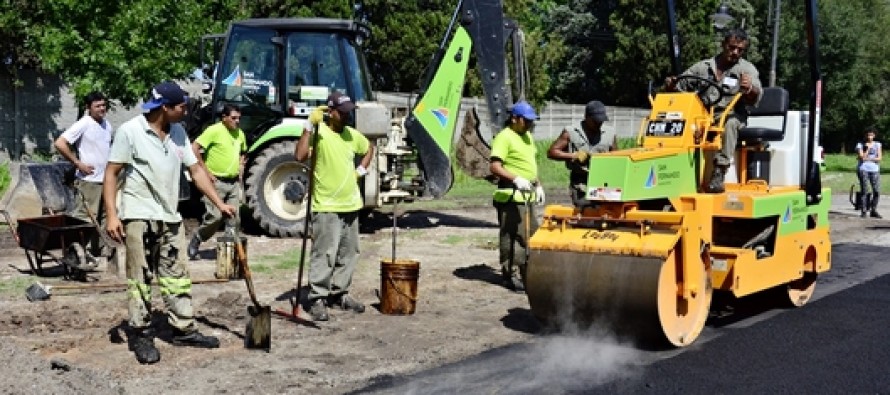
[54,91,113,259]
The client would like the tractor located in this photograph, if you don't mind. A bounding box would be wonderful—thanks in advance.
[185,0,525,237]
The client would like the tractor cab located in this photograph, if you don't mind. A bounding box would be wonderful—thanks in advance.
[196,18,374,138]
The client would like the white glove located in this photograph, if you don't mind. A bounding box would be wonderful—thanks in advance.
[535,185,545,205]
[512,176,533,191]
[355,165,368,179]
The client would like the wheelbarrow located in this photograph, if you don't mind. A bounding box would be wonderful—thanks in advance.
[0,210,99,279]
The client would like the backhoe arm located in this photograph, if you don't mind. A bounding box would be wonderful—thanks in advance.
[404,0,525,198]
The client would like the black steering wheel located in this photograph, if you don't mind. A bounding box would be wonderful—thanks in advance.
[674,75,731,107]
[231,92,256,105]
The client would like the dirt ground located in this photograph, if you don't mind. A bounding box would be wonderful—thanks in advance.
[0,203,537,394]
[0,196,874,394]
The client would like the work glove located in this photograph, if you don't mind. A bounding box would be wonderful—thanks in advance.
[355,165,368,180]
[513,176,533,191]
[573,150,590,163]
[309,105,328,126]
[535,185,545,205]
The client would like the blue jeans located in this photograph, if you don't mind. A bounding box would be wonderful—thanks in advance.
[858,170,880,212]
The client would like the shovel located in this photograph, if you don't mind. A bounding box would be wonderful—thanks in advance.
[231,224,271,351]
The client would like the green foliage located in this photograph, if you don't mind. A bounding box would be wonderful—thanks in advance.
[361,0,453,92]
[251,247,305,274]
[4,0,890,156]
[0,277,32,297]
[757,0,890,152]
[820,154,890,196]
[0,161,10,200]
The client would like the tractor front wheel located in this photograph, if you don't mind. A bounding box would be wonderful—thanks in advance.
[244,141,310,237]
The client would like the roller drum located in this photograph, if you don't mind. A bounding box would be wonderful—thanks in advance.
[526,247,711,347]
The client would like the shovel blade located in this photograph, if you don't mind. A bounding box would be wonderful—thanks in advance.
[245,305,272,351]
[25,283,50,302]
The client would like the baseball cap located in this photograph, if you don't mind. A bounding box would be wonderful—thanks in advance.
[142,81,188,111]
[585,101,609,123]
[510,100,539,121]
[326,91,356,113]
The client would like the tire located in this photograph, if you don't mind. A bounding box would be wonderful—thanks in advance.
[244,141,310,237]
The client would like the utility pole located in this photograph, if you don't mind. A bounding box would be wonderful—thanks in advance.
[769,0,782,87]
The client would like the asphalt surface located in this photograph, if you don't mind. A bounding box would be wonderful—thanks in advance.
[358,272,890,394]
[355,195,890,394]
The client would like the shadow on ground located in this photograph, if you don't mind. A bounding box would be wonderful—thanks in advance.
[360,209,497,234]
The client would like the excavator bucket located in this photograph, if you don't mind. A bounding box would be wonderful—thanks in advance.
[454,107,493,181]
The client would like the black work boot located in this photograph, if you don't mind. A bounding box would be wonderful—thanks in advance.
[171,328,220,348]
[309,299,329,321]
[187,234,201,260]
[129,329,160,364]
[707,165,727,193]
[336,294,366,313]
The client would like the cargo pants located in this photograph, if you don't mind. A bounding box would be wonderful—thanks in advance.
[715,115,742,167]
[307,211,360,303]
[196,179,242,242]
[125,220,196,332]
[494,201,539,286]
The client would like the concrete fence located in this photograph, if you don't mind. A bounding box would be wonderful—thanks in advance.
[375,92,650,143]
[0,69,650,161]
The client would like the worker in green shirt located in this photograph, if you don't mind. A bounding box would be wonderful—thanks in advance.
[295,91,375,321]
[187,104,247,259]
[489,100,544,292]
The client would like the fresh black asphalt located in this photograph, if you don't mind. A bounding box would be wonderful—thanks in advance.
[356,271,890,394]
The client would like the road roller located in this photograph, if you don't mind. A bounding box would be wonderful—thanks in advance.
[526,0,830,347]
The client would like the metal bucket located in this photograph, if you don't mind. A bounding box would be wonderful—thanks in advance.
[379,259,419,315]
[215,235,247,279]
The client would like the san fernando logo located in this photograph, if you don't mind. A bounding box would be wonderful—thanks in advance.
[431,108,449,128]
[644,166,657,188]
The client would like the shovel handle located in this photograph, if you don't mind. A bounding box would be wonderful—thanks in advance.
[235,239,262,308]
[0,210,20,244]
[47,278,229,291]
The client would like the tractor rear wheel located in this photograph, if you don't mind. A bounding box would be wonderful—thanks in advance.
[245,141,310,238]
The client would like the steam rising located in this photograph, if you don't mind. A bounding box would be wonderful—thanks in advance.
[398,327,642,394]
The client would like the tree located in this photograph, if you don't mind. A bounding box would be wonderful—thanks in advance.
[1,0,353,106]
[540,0,772,106]
[0,0,42,76]
[765,0,890,151]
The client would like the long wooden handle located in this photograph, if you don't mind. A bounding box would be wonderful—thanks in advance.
[50,278,229,291]
[235,239,261,308]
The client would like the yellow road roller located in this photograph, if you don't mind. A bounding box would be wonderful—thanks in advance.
[526,0,829,347]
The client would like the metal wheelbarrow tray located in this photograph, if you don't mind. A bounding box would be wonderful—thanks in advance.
[13,215,98,276]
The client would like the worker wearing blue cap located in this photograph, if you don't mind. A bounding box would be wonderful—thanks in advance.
[103,81,237,364]
[488,100,544,292]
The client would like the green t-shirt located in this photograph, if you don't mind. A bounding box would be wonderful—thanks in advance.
[490,126,538,203]
[195,121,246,178]
[312,123,370,212]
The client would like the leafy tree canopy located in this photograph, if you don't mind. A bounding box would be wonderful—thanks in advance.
[2,0,890,149]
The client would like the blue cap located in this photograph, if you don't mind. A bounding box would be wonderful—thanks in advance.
[142,81,188,111]
[510,100,538,121]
